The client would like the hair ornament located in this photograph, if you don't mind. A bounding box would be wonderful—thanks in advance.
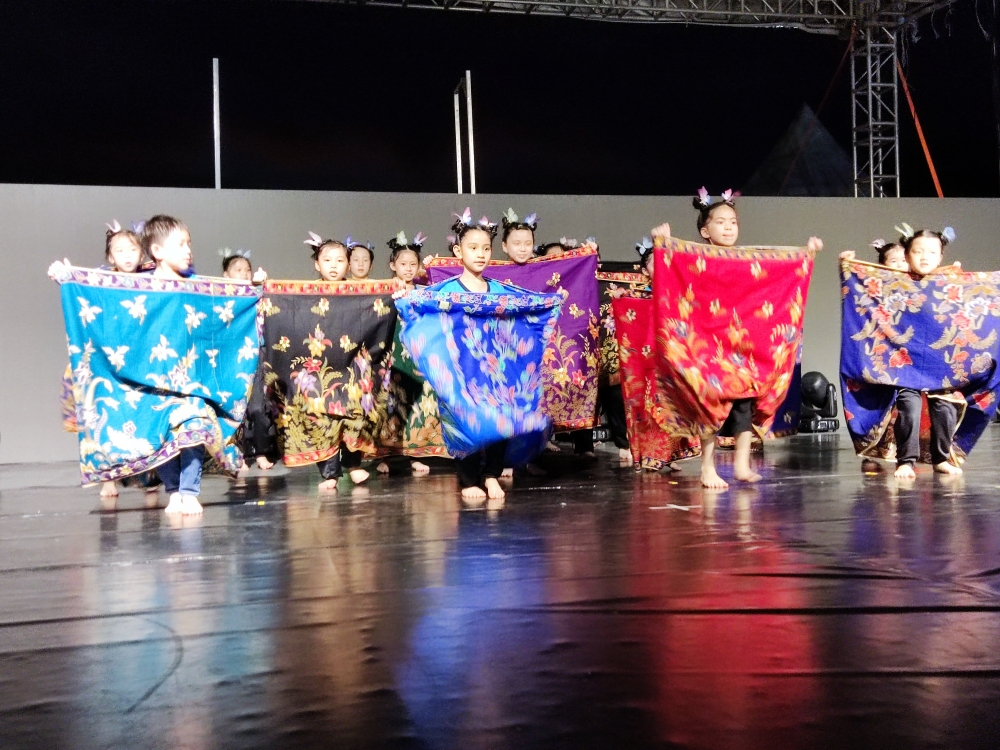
[106,219,123,234]
[635,236,654,260]
[219,247,251,260]
[942,226,956,244]
[869,238,887,250]
[446,234,456,246]
[720,189,738,205]
[413,231,428,247]
[304,231,324,248]
[894,222,915,240]
[502,207,519,225]
[453,207,473,227]
[695,187,712,208]
[131,221,145,235]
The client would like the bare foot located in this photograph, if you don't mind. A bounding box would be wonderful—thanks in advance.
[500,468,514,479]
[894,463,916,480]
[99,494,117,512]
[349,468,370,484]
[734,469,762,483]
[484,477,506,500]
[237,463,250,476]
[545,441,561,452]
[376,461,390,474]
[411,461,430,476]
[181,495,203,515]
[525,463,547,477]
[578,451,596,459]
[701,468,729,490]
[461,485,487,504]
[618,448,632,462]
[164,492,184,514]
[318,478,339,492]
[256,456,274,470]
[934,461,962,476]
[100,481,118,498]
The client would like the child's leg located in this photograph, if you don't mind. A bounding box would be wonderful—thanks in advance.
[317,452,342,491]
[482,440,508,500]
[928,397,962,474]
[341,447,369,484]
[729,399,761,483]
[177,446,205,514]
[100,481,118,498]
[893,388,920,479]
[572,429,595,456]
[457,452,487,502]
[599,384,631,460]
[700,432,728,489]
[159,455,184,513]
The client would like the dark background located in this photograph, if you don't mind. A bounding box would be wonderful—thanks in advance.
[0,0,994,196]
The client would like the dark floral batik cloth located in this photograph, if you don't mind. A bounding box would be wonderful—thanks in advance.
[255,279,397,467]
[426,247,599,429]
[58,267,260,485]
[840,259,1000,460]
[394,277,562,465]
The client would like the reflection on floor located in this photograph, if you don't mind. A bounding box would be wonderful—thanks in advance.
[2,431,1000,749]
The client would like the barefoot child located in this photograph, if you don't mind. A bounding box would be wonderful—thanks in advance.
[376,231,446,476]
[396,212,563,504]
[651,188,821,489]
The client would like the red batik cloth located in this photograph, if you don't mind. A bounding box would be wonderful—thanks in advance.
[652,237,816,438]
[613,294,701,468]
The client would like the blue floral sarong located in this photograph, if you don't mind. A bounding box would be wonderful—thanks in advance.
[394,278,563,465]
[58,268,261,485]
[840,260,1000,459]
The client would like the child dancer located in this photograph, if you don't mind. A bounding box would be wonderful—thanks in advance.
[501,208,537,264]
[652,188,822,489]
[840,239,908,271]
[348,239,374,280]
[377,231,437,476]
[892,225,962,479]
[440,216,509,503]
[142,215,207,515]
[221,247,253,281]
[308,235,370,488]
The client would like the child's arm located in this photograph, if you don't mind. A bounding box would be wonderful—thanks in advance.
[807,237,823,253]
[651,223,671,240]
[839,250,855,261]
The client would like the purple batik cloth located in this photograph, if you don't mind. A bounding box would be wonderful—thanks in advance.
[426,247,600,429]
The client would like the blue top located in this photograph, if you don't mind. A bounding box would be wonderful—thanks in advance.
[435,276,507,295]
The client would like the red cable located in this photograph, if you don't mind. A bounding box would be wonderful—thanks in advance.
[897,60,944,198]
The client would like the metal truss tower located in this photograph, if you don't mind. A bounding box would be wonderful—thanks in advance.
[310,0,959,196]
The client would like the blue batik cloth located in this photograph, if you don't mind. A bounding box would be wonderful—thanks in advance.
[58,267,261,485]
[394,277,563,465]
[840,260,1000,459]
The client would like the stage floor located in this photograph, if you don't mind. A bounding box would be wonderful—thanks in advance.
[3,431,1000,749]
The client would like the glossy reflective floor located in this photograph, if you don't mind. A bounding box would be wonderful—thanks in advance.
[3,432,1000,749]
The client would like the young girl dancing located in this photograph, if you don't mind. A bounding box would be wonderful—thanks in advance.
[652,188,822,489]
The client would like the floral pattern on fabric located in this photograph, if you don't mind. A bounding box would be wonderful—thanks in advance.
[652,237,815,438]
[596,267,650,388]
[613,294,701,468]
[257,279,397,467]
[426,247,599,429]
[377,325,450,458]
[58,267,260,486]
[840,260,1000,459]
[394,278,562,465]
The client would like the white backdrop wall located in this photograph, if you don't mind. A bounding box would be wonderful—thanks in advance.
[2,183,997,464]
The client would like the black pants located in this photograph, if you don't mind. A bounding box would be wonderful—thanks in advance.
[456,440,508,488]
[571,429,594,454]
[598,384,629,449]
[317,447,362,480]
[894,388,958,466]
[719,398,755,437]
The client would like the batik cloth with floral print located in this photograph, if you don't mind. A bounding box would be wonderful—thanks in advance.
[426,246,599,429]
[596,266,649,388]
[840,260,1000,459]
[375,324,450,458]
[255,279,397,467]
[652,237,816,438]
[613,294,701,468]
[58,267,261,486]
[394,278,562,465]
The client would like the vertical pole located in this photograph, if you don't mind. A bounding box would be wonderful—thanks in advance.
[213,58,222,190]
[865,35,875,197]
[891,31,901,197]
[465,70,476,195]
[454,90,463,194]
[850,35,859,198]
